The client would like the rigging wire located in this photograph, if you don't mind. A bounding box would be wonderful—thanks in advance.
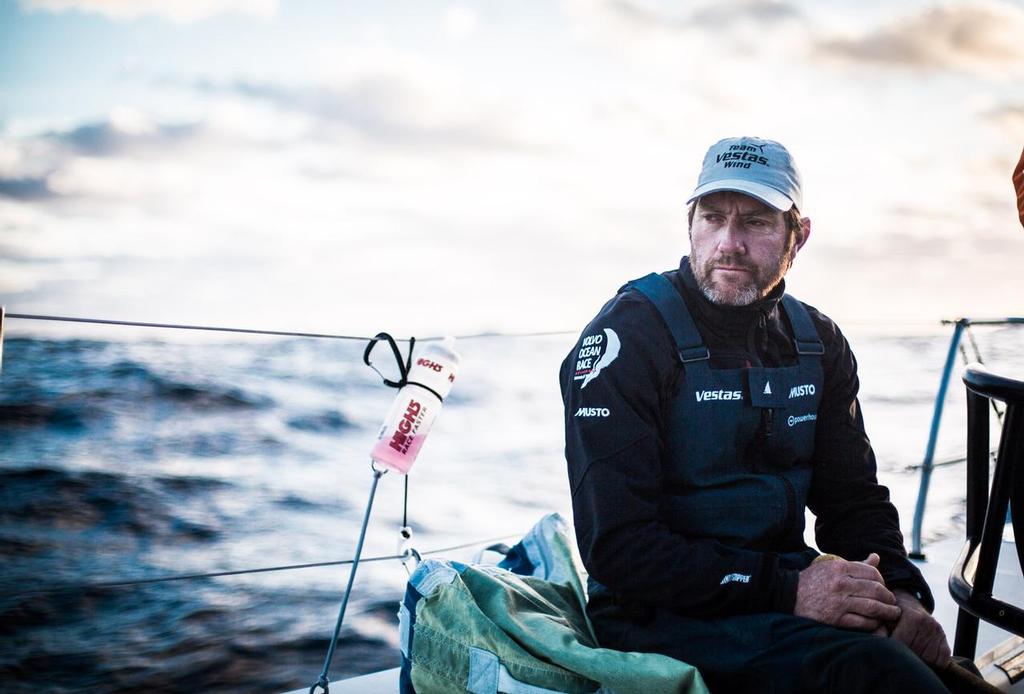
[963,324,1006,424]
[3,312,575,341]
[903,447,1000,471]
[312,467,385,694]
[2,534,524,599]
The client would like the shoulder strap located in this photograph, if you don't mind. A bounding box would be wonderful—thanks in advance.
[626,273,709,363]
[780,294,824,356]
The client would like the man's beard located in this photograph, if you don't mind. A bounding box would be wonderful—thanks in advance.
[689,246,792,307]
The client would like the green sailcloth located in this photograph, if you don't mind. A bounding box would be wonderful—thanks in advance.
[399,513,708,694]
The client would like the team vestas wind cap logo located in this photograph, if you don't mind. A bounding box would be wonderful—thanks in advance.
[573,328,620,389]
[686,136,803,212]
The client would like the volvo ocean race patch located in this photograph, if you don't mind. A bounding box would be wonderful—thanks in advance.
[574,328,620,390]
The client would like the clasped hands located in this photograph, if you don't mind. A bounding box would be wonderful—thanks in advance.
[794,552,951,667]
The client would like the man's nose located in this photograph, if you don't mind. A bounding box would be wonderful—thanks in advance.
[717,219,746,254]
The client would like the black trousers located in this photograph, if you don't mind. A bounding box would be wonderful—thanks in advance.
[589,598,951,694]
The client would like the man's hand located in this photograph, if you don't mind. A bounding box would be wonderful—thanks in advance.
[890,589,951,668]
[794,552,901,631]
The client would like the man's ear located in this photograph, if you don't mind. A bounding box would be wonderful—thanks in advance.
[793,216,811,254]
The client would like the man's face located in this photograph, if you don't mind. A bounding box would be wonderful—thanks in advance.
[688,191,806,306]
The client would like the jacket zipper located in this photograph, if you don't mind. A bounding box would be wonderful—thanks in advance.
[780,474,797,538]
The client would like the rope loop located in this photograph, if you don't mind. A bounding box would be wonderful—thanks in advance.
[309,673,329,693]
[398,525,421,575]
[401,547,422,576]
[363,332,415,389]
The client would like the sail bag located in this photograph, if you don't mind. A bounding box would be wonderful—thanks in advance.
[398,513,707,694]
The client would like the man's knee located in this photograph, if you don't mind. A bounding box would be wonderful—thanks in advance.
[817,636,947,694]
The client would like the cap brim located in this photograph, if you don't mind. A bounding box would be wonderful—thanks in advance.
[686,179,794,212]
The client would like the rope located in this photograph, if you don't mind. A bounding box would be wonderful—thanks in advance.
[3,313,575,341]
[2,534,523,599]
[402,476,409,529]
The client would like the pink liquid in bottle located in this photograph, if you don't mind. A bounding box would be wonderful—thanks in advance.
[370,339,459,474]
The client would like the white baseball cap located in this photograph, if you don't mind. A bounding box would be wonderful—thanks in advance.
[687,136,803,212]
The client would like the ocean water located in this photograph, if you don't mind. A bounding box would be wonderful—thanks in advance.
[1,324,1022,692]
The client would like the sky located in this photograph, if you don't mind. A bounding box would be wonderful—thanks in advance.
[1,0,1023,339]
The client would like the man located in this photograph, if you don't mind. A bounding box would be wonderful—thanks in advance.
[1014,146,1023,229]
[561,136,954,693]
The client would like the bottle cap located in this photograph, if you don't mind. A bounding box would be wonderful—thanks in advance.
[426,336,460,364]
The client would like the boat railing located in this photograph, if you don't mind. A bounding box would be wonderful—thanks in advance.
[949,363,1024,658]
[910,317,1024,558]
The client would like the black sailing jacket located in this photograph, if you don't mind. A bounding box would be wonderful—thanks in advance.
[560,257,931,617]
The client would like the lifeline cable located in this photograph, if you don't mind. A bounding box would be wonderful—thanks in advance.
[5,313,371,340]
[2,534,523,599]
[4,312,575,342]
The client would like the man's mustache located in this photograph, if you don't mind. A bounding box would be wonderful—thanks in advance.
[708,255,756,273]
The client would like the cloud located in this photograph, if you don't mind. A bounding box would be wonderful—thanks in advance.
[574,0,689,34]
[563,0,801,38]
[0,109,204,201]
[441,6,479,39]
[689,0,801,28]
[560,0,809,85]
[986,103,1024,140]
[21,0,277,23]
[816,0,1024,76]
[194,77,538,153]
[0,177,53,201]
[51,117,201,157]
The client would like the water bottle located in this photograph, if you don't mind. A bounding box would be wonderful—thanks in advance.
[370,338,460,474]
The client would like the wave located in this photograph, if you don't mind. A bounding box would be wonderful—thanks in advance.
[286,409,356,433]
[0,403,88,429]
[0,467,223,542]
[0,578,400,693]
